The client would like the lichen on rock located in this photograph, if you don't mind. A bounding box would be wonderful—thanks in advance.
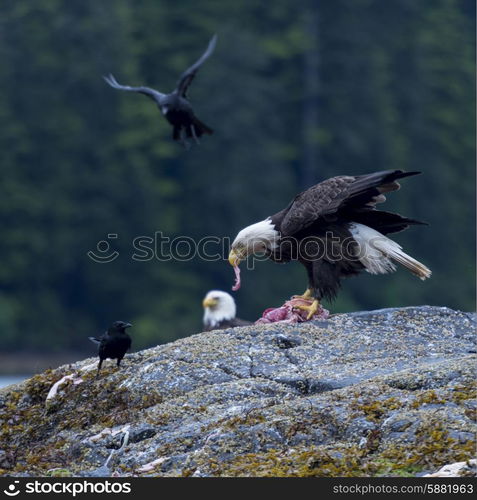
[0,306,475,477]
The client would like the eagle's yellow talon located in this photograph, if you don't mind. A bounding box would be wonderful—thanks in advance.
[294,299,320,320]
[294,288,312,300]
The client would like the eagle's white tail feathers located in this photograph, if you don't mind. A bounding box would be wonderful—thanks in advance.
[349,223,431,280]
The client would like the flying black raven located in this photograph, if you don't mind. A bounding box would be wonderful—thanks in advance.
[103,35,217,147]
[89,321,132,376]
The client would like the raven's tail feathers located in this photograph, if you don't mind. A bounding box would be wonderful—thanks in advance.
[190,117,213,137]
[173,119,212,144]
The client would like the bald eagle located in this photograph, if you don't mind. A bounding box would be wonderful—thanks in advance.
[228,170,431,319]
[202,290,251,331]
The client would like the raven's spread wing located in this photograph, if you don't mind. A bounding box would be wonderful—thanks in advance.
[176,34,217,97]
[103,74,166,103]
[279,170,421,236]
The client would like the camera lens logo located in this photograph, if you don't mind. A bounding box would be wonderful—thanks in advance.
[3,481,20,496]
[87,234,119,263]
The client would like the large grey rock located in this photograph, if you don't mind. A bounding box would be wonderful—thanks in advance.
[0,306,475,477]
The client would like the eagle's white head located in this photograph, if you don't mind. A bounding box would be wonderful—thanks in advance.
[228,218,280,266]
[202,290,236,328]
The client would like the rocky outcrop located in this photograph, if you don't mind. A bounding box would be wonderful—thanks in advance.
[0,306,475,477]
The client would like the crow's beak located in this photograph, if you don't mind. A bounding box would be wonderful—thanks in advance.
[124,323,132,328]
[202,297,218,308]
[228,249,241,267]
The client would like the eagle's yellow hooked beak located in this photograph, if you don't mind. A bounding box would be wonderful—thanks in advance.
[228,249,241,267]
[202,297,218,308]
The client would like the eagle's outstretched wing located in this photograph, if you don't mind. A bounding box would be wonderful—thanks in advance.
[279,170,421,236]
[175,34,217,98]
[103,74,166,103]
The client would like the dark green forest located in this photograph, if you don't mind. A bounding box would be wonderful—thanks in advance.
[0,0,475,354]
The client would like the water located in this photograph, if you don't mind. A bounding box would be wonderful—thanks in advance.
[0,375,30,389]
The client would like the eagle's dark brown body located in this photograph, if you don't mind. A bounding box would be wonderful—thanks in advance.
[266,222,364,301]
[265,170,426,301]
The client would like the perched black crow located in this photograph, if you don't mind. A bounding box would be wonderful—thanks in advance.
[89,321,132,376]
[103,34,217,147]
